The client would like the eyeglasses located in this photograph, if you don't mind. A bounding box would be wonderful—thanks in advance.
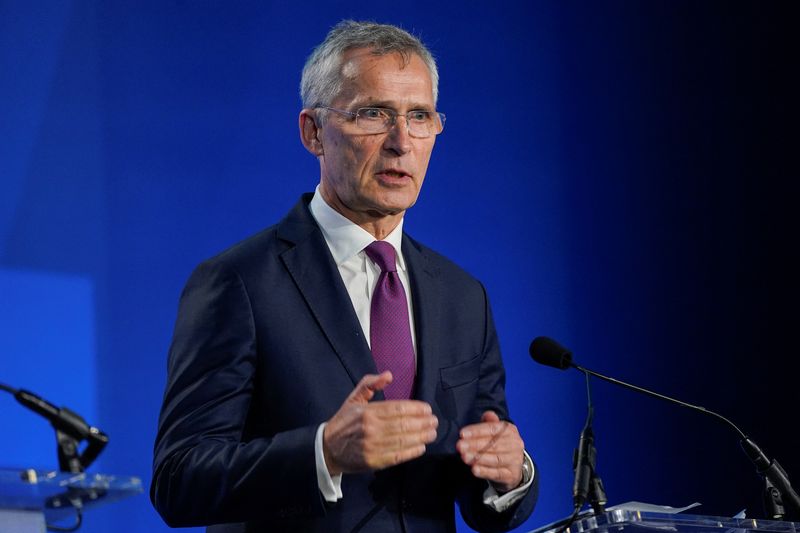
[316,106,446,138]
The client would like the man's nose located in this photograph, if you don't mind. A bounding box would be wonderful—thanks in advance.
[383,115,413,155]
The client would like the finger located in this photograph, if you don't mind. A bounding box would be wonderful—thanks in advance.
[459,442,523,467]
[457,427,522,465]
[469,463,519,485]
[376,412,439,436]
[458,441,519,466]
[371,427,438,452]
[462,449,522,471]
[481,410,501,423]
[348,371,393,403]
[361,410,438,446]
[371,400,435,419]
[460,419,513,439]
[458,445,519,469]
[457,431,521,454]
[370,443,428,470]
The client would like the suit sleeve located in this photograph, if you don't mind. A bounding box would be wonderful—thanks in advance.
[151,259,325,527]
[456,283,539,533]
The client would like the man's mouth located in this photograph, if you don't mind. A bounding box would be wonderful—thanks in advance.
[377,168,411,178]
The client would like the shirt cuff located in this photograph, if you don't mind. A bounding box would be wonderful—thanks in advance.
[482,450,535,512]
[315,422,343,503]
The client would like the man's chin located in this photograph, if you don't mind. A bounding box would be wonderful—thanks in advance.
[369,190,419,215]
[364,205,410,218]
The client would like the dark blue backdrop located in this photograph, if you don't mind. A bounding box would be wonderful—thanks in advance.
[1,2,797,532]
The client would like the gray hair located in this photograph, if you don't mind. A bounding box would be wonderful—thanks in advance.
[300,20,439,111]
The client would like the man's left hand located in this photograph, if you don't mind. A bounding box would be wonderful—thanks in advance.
[456,411,525,493]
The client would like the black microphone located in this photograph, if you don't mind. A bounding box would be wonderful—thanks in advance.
[536,335,607,532]
[529,336,800,519]
[572,421,594,507]
[1,383,109,472]
[529,336,573,370]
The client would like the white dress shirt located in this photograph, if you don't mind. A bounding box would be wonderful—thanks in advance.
[307,186,532,511]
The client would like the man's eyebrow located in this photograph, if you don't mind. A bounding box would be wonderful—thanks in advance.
[354,100,435,111]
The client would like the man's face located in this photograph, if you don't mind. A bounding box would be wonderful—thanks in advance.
[316,48,437,220]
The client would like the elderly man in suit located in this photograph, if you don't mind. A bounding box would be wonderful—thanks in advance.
[152,20,537,532]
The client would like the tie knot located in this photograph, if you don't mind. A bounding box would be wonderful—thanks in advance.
[365,241,397,273]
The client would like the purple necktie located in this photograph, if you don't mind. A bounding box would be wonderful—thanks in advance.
[365,241,415,400]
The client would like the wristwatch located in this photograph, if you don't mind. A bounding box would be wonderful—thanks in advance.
[520,454,533,486]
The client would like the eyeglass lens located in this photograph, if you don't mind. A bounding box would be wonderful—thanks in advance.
[355,108,443,138]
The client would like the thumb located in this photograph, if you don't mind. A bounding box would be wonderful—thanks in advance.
[481,411,501,423]
[348,371,393,403]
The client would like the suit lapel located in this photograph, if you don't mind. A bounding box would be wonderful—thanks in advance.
[277,196,378,388]
[403,235,442,405]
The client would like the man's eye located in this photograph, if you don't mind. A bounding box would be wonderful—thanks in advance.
[409,111,431,122]
[360,108,386,120]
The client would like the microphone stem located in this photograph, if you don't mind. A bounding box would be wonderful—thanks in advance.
[572,364,748,440]
[581,370,593,430]
[0,382,19,394]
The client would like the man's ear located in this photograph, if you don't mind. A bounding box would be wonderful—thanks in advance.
[299,110,324,156]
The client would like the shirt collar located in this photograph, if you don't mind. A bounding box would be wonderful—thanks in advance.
[309,185,407,271]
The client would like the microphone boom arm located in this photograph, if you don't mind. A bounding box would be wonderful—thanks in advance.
[570,363,800,518]
[573,364,747,439]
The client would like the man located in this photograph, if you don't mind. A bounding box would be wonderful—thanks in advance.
[152,20,537,532]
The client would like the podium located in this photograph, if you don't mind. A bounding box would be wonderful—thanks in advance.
[0,467,142,532]
[531,509,800,533]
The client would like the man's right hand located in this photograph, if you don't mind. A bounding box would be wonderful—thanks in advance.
[322,371,438,475]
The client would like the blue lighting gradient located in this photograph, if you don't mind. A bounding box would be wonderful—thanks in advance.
[1,2,796,532]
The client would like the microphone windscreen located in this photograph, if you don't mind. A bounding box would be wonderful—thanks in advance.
[529,336,573,370]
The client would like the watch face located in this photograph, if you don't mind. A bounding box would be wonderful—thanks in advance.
[521,458,532,484]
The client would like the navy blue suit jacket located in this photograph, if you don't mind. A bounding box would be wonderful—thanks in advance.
[151,194,537,532]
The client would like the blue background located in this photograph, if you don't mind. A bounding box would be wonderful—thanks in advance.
[1,1,797,532]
